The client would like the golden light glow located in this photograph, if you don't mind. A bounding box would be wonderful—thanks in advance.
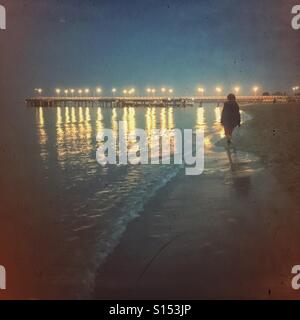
[145,107,152,133]
[215,107,225,139]
[85,107,91,122]
[160,108,167,131]
[37,107,47,161]
[85,88,90,94]
[57,107,62,124]
[169,89,173,94]
[128,88,135,95]
[196,107,204,129]
[128,107,136,133]
[161,87,166,93]
[197,87,205,93]
[71,107,76,123]
[110,108,118,139]
[65,107,70,124]
[38,107,44,126]
[96,88,102,93]
[56,88,61,95]
[215,87,222,94]
[234,86,240,94]
[96,107,103,132]
[253,86,259,93]
[112,88,117,93]
[79,107,84,123]
[54,105,94,170]
[168,107,174,130]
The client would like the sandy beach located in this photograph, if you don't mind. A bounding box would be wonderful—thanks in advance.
[94,103,300,300]
[234,103,300,202]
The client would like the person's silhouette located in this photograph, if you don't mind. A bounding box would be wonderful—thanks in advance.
[221,93,241,145]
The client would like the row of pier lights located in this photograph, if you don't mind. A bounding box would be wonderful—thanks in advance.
[33,85,300,97]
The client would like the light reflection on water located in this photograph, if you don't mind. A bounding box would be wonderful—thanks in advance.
[34,103,249,298]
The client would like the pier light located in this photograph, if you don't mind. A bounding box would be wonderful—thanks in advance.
[293,86,299,92]
[112,88,117,94]
[197,87,205,96]
[234,86,240,94]
[168,89,173,94]
[85,89,90,96]
[64,89,69,96]
[161,87,166,93]
[215,87,222,94]
[151,89,156,95]
[123,89,128,95]
[70,89,75,95]
[55,88,61,96]
[78,89,82,97]
[96,87,102,93]
[253,86,259,96]
[35,88,43,95]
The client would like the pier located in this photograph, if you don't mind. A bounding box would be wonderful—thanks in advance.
[26,95,287,108]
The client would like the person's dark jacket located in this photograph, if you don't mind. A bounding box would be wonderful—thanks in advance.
[221,101,241,128]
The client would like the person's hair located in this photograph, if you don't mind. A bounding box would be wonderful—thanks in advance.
[227,93,236,101]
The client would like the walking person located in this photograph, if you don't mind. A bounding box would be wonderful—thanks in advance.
[221,93,241,145]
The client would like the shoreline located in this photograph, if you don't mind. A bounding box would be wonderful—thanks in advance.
[94,102,300,299]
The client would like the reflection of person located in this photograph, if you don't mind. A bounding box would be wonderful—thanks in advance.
[221,93,241,144]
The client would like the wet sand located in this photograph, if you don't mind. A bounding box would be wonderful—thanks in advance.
[234,103,300,203]
[94,103,300,300]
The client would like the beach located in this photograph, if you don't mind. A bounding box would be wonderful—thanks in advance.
[234,103,300,203]
[94,102,300,300]
[1,102,300,299]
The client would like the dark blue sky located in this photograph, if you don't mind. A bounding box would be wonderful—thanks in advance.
[1,0,299,98]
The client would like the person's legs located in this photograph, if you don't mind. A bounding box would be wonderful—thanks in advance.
[224,127,234,144]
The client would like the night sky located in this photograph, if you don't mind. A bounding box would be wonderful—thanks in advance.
[0,0,299,98]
